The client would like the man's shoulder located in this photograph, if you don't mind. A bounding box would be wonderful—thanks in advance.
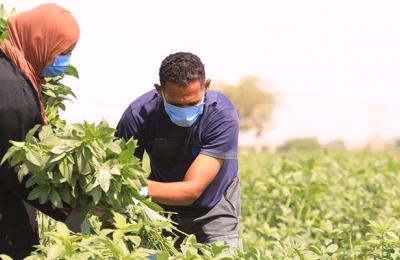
[205,90,234,109]
[127,90,160,113]
[204,90,238,119]
[118,90,161,128]
[116,90,161,139]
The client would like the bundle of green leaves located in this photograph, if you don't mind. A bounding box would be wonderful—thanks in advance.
[1,121,160,213]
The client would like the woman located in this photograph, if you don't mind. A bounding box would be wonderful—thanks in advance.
[0,4,80,258]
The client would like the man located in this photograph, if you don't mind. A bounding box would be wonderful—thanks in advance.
[116,52,240,247]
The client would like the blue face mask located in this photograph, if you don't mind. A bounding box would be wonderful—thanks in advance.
[163,92,205,127]
[42,55,71,77]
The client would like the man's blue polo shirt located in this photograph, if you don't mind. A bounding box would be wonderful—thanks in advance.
[116,90,239,213]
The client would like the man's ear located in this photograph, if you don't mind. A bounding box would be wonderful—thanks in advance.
[154,84,162,96]
[204,79,211,92]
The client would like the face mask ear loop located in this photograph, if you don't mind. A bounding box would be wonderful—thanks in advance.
[200,89,205,104]
[161,89,166,102]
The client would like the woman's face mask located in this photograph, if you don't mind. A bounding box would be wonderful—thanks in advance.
[42,54,71,77]
[162,91,205,127]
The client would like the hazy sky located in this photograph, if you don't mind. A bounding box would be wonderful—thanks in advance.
[4,0,400,147]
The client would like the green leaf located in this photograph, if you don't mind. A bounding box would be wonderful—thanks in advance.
[155,252,169,260]
[64,64,79,79]
[0,4,8,19]
[99,228,114,237]
[56,221,71,237]
[58,159,67,178]
[38,186,51,203]
[50,145,73,155]
[10,149,25,167]
[9,140,25,148]
[46,244,65,260]
[126,235,141,247]
[58,158,73,184]
[106,142,121,154]
[28,186,48,201]
[141,198,164,212]
[97,166,112,192]
[25,125,41,142]
[49,190,63,208]
[71,185,79,199]
[17,164,29,182]
[38,125,53,141]
[80,217,91,235]
[84,179,98,192]
[0,18,7,30]
[71,123,85,133]
[0,146,19,165]
[59,185,71,204]
[141,206,169,223]
[49,153,66,164]
[90,186,102,205]
[110,166,121,176]
[113,212,127,229]
[25,175,37,188]
[26,150,42,167]
[74,152,83,173]
[326,244,338,254]
[82,147,92,170]
[88,142,105,159]
[0,254,14,260]
[324,239,333,246]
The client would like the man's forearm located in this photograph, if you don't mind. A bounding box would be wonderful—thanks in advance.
[145,155,222,206]
[147,180,201,206]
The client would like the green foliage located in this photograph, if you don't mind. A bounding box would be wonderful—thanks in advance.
[217,76,277,132]
[29,210,256,260]
[0,4,16,20]
[1,121,156,212]
[239,152,400,259]
[279,137,322,153]
[0,4,14,41]
[41,78,77,128]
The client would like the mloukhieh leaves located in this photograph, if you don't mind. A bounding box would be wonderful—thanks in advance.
[1,121,148,213]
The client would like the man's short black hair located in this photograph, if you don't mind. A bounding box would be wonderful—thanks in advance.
[159,52,205,88]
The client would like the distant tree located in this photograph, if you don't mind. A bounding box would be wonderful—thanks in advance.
[394,138,400,149]
[217,76,278,152]
[325,140,346,151]
[279,137,322,152]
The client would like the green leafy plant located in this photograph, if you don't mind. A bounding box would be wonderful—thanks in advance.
[239,152,400,259]
[0,4,16,41]
[1,121,159,214]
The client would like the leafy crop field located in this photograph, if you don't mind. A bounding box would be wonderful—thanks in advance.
[3,150,400,259]
[239,152,400,259]
[2,5,400,259]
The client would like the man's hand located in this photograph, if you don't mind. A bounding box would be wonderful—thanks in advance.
[146,154,222,206]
